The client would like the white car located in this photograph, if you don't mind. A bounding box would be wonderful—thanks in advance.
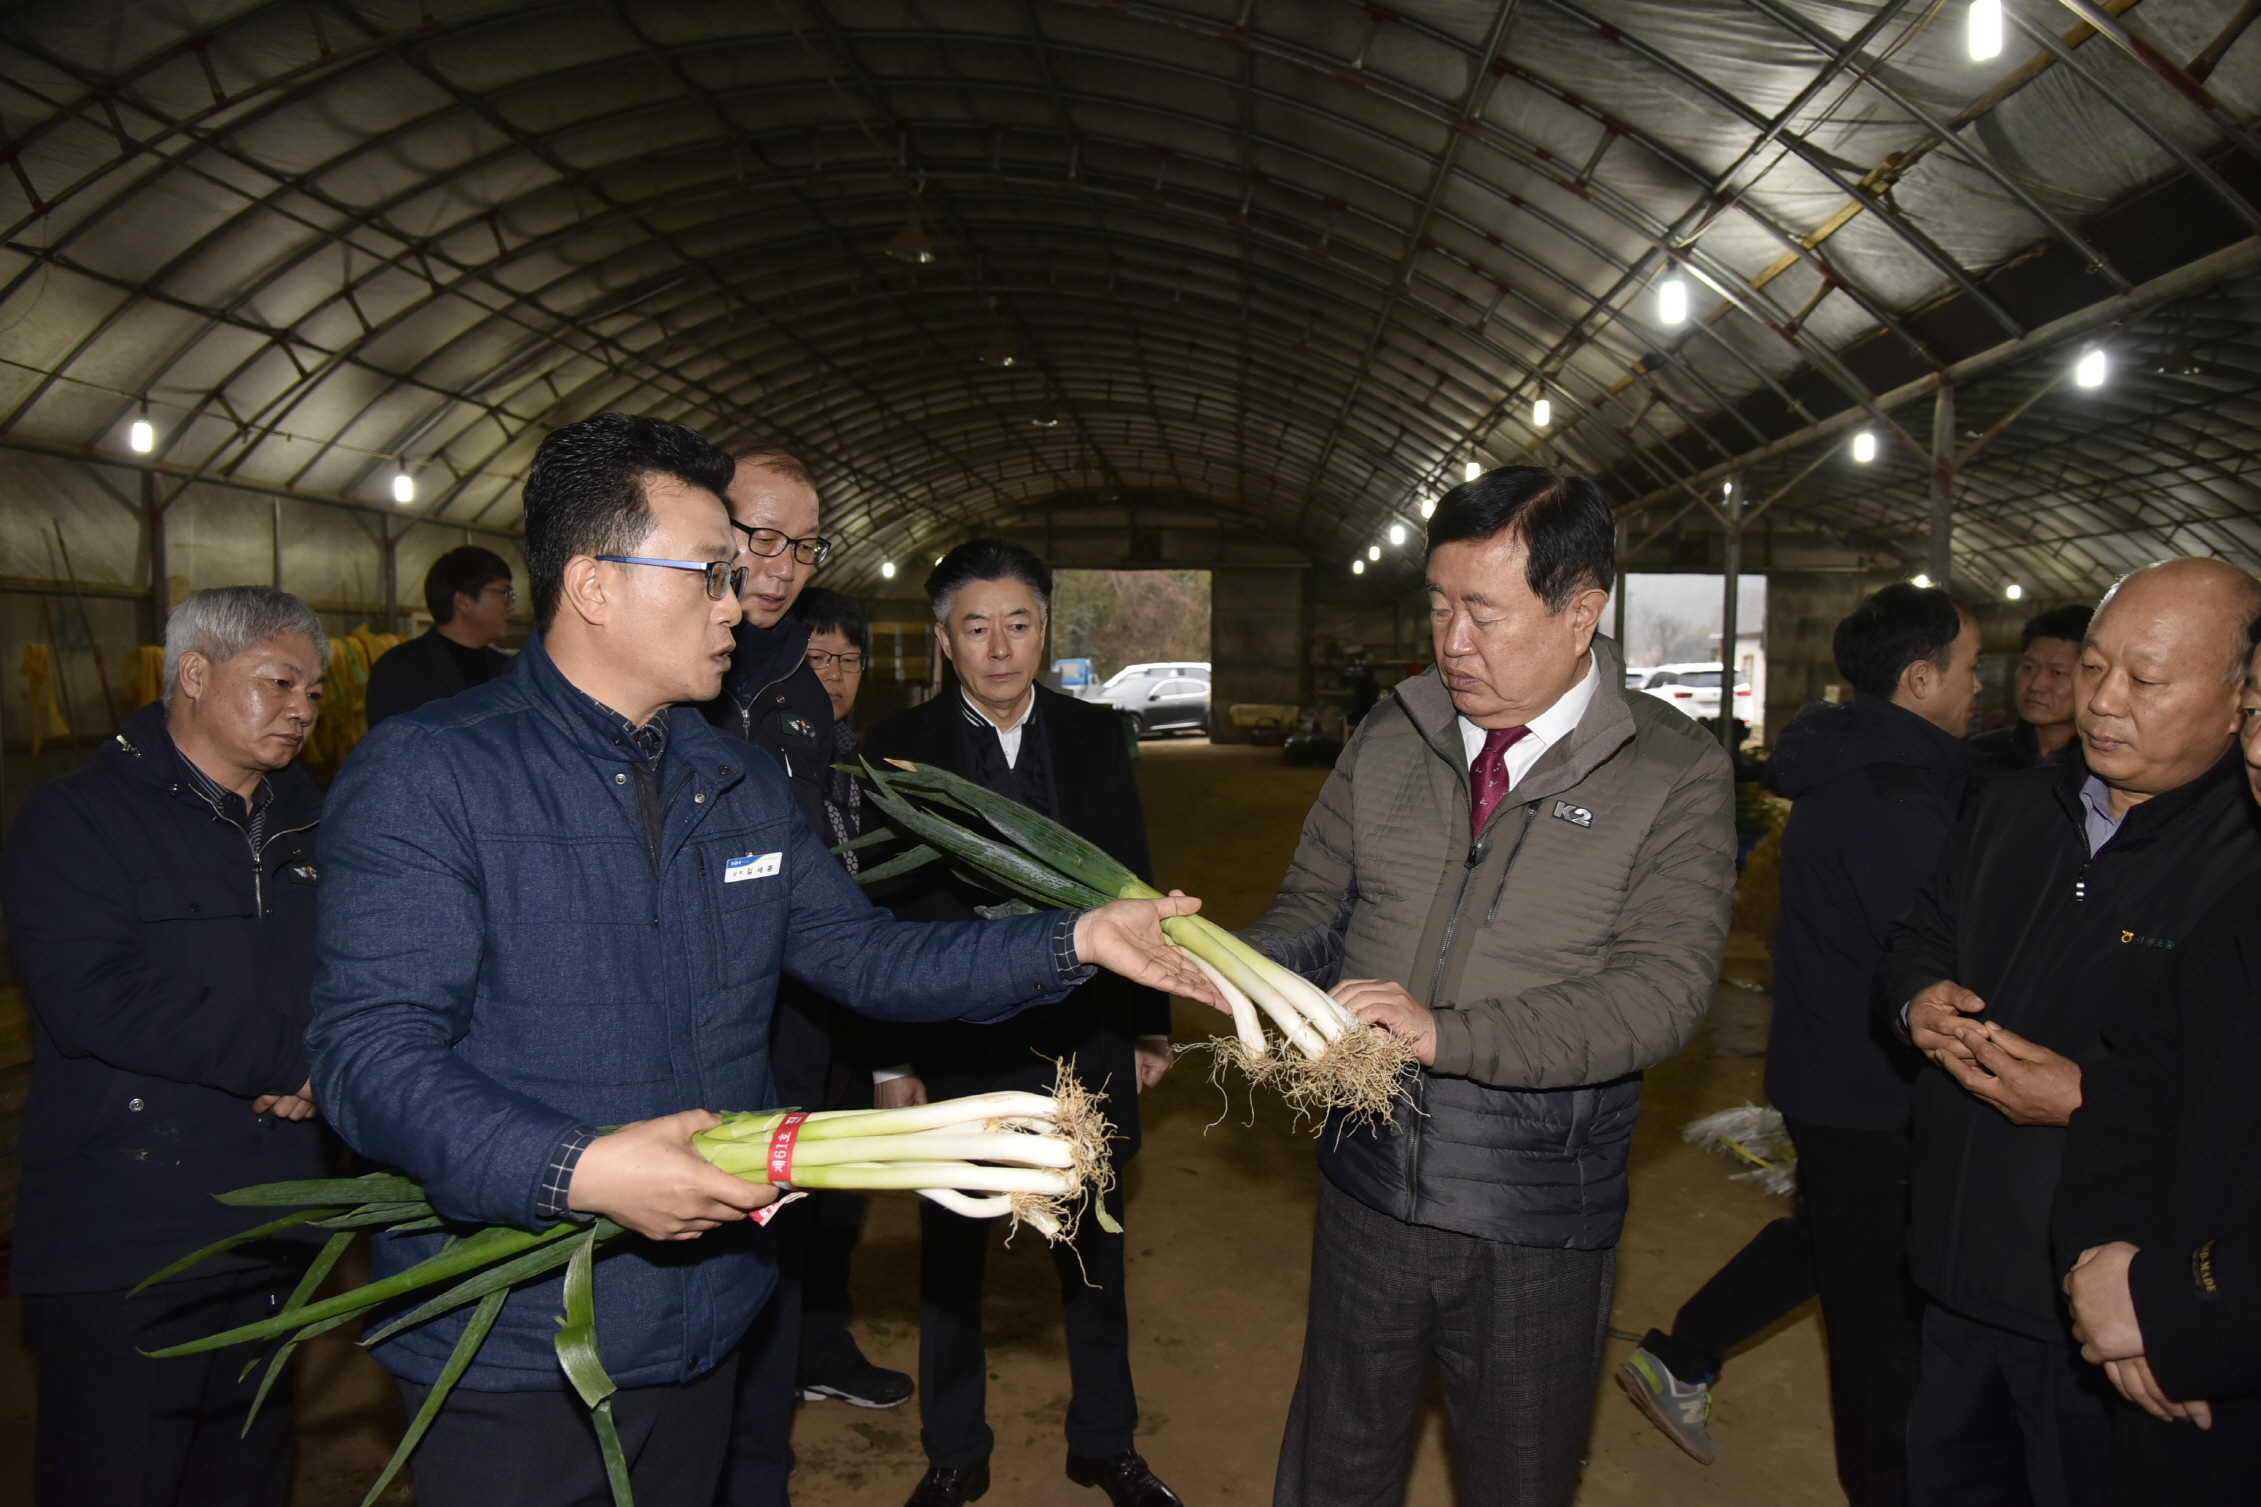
[1634,663,1754,724]
[1081,662,1213,736]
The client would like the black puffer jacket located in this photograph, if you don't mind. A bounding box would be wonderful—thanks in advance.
[701,615,835,837]
[1881,747,2261,1341]
[3,703,333,1293]
[1765,694,1975,1130]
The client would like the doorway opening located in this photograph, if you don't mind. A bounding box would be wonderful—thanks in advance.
[1051,569,1214,739]
[1609,573,1769,742]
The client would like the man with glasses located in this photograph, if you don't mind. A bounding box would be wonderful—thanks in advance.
[308,413,1222,1507]
[366,545,520,728]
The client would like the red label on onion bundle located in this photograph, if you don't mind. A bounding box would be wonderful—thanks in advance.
[765,1112,810,1185]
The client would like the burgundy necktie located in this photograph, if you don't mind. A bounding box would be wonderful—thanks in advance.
[1470,724,1533,836]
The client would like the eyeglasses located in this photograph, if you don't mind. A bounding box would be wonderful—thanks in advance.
[732,520,833,567]
[806,650,866,675]
[595,555,750,600]
[479,582,518,603]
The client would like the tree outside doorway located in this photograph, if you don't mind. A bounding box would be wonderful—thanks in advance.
[1052,569,1212,680]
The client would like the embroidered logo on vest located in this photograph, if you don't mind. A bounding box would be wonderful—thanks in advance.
[1550,799,1594,829]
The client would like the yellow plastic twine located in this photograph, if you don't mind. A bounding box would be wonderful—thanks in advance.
[19,644,69,755]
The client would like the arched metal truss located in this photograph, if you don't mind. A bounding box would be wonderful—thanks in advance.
[2,0,2257,597]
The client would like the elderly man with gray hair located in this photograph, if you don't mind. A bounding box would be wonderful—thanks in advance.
[4,585,334,1507]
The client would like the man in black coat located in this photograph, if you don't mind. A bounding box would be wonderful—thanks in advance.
[863,540,1181,1507]
[1881,558,2261,1506]
[4,586,335,1507]
[1966,604,2091,799]
[1621,584,1981,1503]
[697,448,917,1506]
[364,545,516,728]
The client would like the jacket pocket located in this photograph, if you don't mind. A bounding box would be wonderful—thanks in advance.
[133,875,255,922]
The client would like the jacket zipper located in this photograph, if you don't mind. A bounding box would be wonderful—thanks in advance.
[735,665,801,742]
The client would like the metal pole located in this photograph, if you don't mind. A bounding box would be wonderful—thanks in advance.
[381,522,400,635]
[1613,520,1628,656]
[272,497,284,589]
[1720,473,1743,756]
[1929,383,1956,588]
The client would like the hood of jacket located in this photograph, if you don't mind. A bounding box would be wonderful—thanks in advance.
[1772,692,1978,801]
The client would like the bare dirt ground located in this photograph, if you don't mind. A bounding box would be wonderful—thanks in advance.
[0,737,1841,1507]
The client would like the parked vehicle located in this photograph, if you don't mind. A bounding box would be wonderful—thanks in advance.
[1623,664,1655,691]
[1081,661,1212,736]
[1634,662,1754,723]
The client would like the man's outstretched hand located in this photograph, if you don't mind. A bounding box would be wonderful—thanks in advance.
[1909,980,1988,1062]
[1334,979,1437,1065]
[1074,892,1227,1012]
[568,1109,777,1241]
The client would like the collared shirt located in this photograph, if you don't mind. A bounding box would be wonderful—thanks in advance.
[588,695,668,763]
[2078,774,2126,855]
[1457,651,1600,788]
[175,749,274,852]
[961,686,1038,769]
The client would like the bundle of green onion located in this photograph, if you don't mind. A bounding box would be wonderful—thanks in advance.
[851,758,1414,1122]
[141,1082,1113,1507]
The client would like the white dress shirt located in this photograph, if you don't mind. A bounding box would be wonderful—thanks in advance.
[1457,650,1599,786]
[961,686,1038,767]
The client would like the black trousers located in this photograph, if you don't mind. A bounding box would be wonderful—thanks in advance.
[1651,1118,1922,1507]
[21,1264,301,1507]
[918,1182,1136,1468]
[1273,1176,1615,1507]
[394,1351,736,1507]
[798,1188,875,1384]
[718,1204,809,1507]
[1905,1304,2114,1507]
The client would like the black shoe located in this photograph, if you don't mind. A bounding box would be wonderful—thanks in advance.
[798,1356,914,1408]
[904,1458,989,1507]
[1066,1450,1184,1507]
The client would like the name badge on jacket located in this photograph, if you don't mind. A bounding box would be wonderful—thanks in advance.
[725,852,783,883]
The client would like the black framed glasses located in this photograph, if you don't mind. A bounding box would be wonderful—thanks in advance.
[732,519,833,567]
[806,650,866,674]
[595,555,749,600]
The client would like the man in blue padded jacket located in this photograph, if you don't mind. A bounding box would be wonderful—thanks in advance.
[307,413,1219,1507]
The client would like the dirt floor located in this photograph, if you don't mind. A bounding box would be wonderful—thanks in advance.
[0,737,1842,1506]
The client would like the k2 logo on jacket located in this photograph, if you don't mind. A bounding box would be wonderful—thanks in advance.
[1551,800,1594,829]
[725,852,784,883]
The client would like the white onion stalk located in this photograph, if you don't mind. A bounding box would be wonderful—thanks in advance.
[691,1080,1116,1243]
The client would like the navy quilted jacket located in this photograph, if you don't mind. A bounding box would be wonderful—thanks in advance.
[308,634,1073,1390]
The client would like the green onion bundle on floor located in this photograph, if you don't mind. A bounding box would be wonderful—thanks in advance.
[852,757,1416,1123]
[141,1081,1114,1507]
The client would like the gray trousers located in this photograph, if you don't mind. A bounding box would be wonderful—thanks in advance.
[1274,1177,1615,1507]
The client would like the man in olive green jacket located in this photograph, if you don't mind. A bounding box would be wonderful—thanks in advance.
[1249,468,1737,1507]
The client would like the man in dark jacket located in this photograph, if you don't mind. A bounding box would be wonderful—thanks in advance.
[862,539,1180,1507]
[364,545,516,728]
[1882,557,2261,1505]
[308,414,1218,1507]
[1619,584,1981,1502]
[5,585,334,1507]
[1966,604,2091,798]
[1246,470,1737,1507]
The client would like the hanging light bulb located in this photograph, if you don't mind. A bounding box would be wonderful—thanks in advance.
[2005,582,2024,601]
[1419,496,1436,519]
[1967,0,2004,61]
[1532,397,1551,428]
[881,561,897,580]
[1722,480,1734,497]
[1388,523,1406,546]
[392,465,415,504]
[1352,559,1365,575]
[885,210,935,265]
[2076,348,2108,387]
[128,405,155,454]
[1367,545,1381,561]
[1031,395,1060,428]
[1912,573,1934,589]
[1852,430,1877,463]
[1659,276,1688,326]
[979,330,1018,367]
[1462,459,1482,482]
